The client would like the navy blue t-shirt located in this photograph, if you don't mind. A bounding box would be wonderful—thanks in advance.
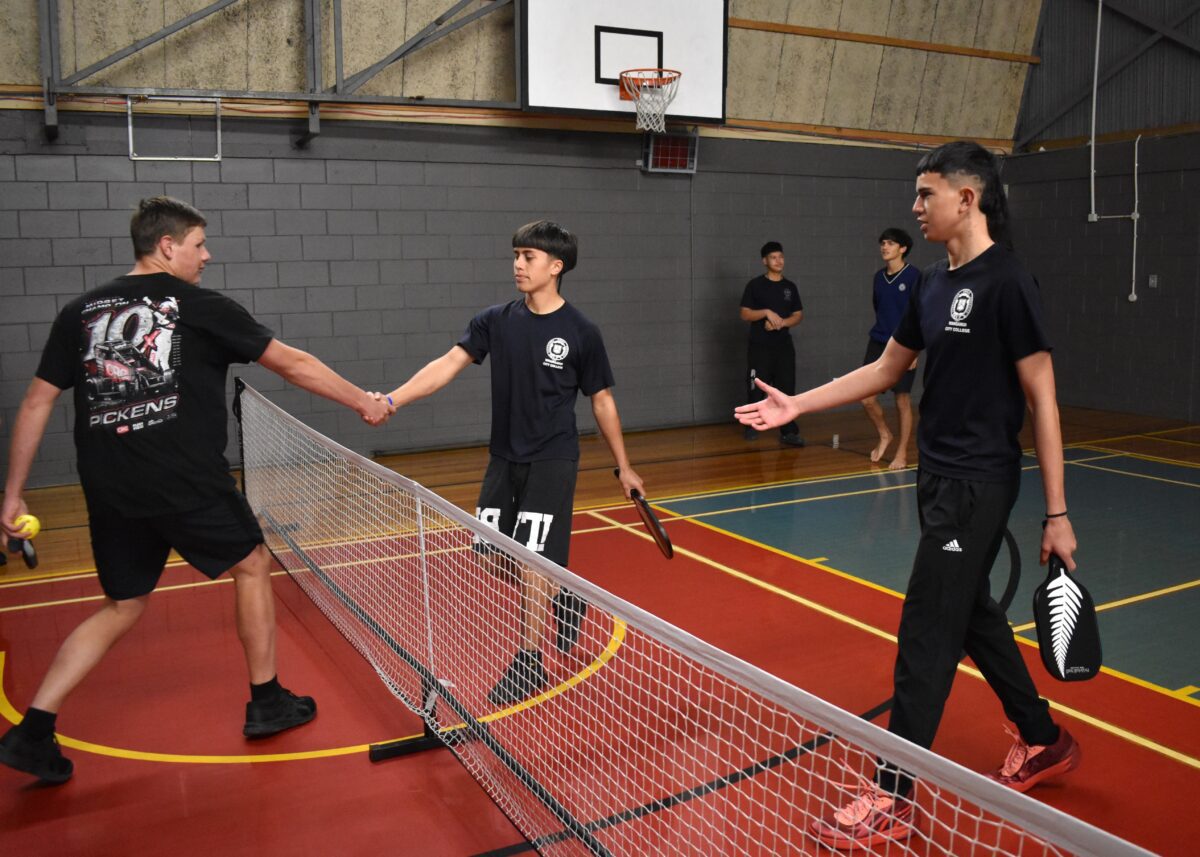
[457,299,614,463]
[891,244,1052,482]
[868,264,921,343]
[36,273,274,516]
[740,275,803,345]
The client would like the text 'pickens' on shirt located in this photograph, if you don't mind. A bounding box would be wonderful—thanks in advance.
[36,272,274,517]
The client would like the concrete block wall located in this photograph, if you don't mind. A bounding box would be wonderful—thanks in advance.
[1006,135,1200,421]
[3,109,933,488]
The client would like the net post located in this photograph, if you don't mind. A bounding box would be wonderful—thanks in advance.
[369,678,465,761]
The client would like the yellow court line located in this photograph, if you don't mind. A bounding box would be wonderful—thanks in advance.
[635,465,919,508]
[591,512,1200,769]
[1142,425,1200,437]
[0,559,191,588]
[1141,435,1200,448]
[1011,578,1200,634]
[0,572,290,613]
[687,518,1200,711]
[1057,452,1123,464]
[587,509,897,645]
[0,615,628,764]
[1075,444,1200,471]
[0,571,101,588]
[682,516,905,601]
[1175,686,1200,699]
[1065,459,1200,489]
[1067,425,1200,446]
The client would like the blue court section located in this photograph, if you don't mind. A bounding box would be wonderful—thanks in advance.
[658,446,1200,696]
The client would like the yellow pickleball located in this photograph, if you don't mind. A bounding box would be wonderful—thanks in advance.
[13,514,40,539]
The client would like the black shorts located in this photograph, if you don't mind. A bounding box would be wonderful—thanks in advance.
[863,338,916,394]
[474,457,577,567]
[88,492,265,600]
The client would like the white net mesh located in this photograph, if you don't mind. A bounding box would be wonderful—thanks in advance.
[235,383,1145,857]
[620,69,681,134]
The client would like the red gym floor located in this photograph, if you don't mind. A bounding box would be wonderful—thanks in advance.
[1,502,1196,855]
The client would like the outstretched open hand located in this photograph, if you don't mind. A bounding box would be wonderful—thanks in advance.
[734,378,802,432]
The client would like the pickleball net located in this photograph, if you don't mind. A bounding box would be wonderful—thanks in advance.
[234,381,1146,857]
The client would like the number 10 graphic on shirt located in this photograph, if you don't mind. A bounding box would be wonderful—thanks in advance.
[81,295,181,432]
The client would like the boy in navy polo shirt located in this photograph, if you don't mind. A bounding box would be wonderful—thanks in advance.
[737,142,1080,850]
[861,228,920,470]
[385,220,644,706]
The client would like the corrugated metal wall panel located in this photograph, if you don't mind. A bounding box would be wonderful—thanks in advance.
[1017,0,1200,148]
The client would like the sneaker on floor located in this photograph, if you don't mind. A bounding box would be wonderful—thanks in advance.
[243,688,317,738]
[810,780,915,850]
[488,650,548,706]
[781,434,806,447]
[552,589,588,654]
[0,725,73,784]
[988,724,1080,792]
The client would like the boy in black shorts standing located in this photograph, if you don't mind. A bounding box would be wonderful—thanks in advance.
[740,241,805,446]
[737,142,1080,850]
[0,197,393,784]
[861,228,920,470]
[385,220,644,706]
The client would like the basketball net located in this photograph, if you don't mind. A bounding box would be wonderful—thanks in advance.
[620,69,681,134]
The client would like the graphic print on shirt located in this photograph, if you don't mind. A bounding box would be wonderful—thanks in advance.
[81,295,181,434]
[945,288,974,335]
[543,337,569,370]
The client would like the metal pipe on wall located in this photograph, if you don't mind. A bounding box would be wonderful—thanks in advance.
[1087,0,1142,303]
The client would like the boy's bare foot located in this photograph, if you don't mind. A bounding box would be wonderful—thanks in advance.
[888,455,908,471]
[870,432,892,463]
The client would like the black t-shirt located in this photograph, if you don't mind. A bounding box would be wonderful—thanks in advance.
[892,244,1052,482]
[740,275,803,345]
[457,299,614,463]
[36,273,274,516]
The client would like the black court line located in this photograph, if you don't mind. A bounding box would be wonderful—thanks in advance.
[261,510,605,857]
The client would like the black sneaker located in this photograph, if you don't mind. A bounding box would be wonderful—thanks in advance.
[781,434,806,447]
[0,725,73,784]
[553,589,588,654]
[243,688,317,738]
[487,651,548,706]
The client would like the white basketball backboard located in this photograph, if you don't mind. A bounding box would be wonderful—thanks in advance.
[521,0,727,124]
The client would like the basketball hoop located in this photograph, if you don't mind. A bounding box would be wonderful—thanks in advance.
[619,68,682,134]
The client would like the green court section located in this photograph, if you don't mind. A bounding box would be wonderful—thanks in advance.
[658,448,1200,694]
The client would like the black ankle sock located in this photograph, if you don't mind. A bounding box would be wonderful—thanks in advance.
[250,676,282,702]
[21,707,57,741]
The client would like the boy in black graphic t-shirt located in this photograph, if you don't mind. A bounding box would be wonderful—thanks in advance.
[0,197,393,785]
[737,143,1080,850]
[386,220,645,706]
[739,241,804,445]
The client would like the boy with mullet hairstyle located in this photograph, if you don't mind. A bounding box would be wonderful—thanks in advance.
[738,142,1080,850]
[385,220,644,706]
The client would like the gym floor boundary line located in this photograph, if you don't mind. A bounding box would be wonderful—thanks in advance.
[584,510,1200,769]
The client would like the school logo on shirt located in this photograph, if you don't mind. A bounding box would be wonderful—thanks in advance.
[782,288,792,300]
[946,288,974,334]
[543,337,569,370]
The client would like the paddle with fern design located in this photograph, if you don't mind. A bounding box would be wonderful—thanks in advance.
[1032,554,1102,681]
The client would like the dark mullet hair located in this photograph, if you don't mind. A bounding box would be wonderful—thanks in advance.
[916,141,1013,249]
